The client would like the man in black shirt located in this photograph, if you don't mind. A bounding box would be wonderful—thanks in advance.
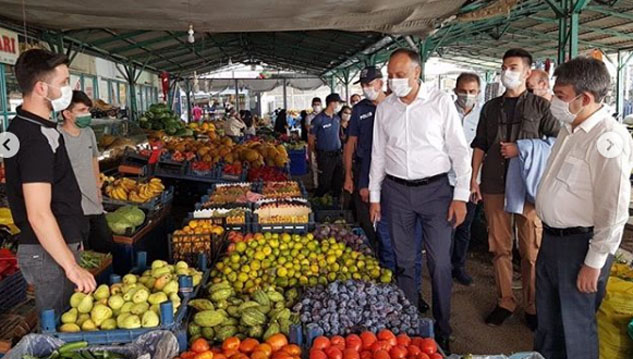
[5,49,96,316]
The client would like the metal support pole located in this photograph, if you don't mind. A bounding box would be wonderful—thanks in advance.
[185,79,192,122]
[123,65,138,122]
[569,11,580,58]
[329,76,336,93]
[256,93,262,117]
[557,10,568,64]
[617,50,628,121]
[282,79,288,109]
[0,65,8,131]
[235,79,240,111]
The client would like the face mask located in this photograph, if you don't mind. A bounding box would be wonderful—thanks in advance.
[363,87,379,101]
[389,78,412,98]
[313,105,322,113]
[341,113,351,121]
[456,93,477,109]
[335,104,342,113]
[500,70,523,90]
[46,84,73,112]
[550,95,582,124]
[75,113,92,128]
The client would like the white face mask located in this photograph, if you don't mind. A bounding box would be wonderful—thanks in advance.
[389,78,412,98]
[312,105,322,113]
[550,95,583,124]
[501,70,523,90]
[46,84,73,112]
[363,87,379,101]
[341,113,351,121]
[457,93,477,109]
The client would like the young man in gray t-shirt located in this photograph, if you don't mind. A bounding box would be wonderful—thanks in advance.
[59,91,113,253]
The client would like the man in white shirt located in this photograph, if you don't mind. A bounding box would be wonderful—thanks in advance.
[535,57,633,359]
[369,49,471,351]
[451,72,482,286]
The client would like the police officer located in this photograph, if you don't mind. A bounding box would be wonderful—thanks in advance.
[309,94,344,198]
[535,57,633,359]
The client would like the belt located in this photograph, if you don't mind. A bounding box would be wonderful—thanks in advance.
[543,224,594,237]
[386,173,447,187]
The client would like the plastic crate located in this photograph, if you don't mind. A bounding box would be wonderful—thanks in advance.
[255,180,308,200]
[288,148,308,176]
[0,271,27,312]
[168,229,228,268]
[102,186,174,212]
[186,210,252,233]
[252,213,314,233]
[314,210,355,224]
[39,252,208,350]
[220,162,249,182]
[155,159,189,177]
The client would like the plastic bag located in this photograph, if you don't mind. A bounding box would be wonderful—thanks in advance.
[5,330,179,359]
[597,264,633,359]
[446,353,544,359]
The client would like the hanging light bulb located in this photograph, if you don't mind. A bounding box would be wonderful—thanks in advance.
[228,57,233,66]
[187,24,195,44]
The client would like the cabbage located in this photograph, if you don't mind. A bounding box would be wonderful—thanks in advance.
[115,206,146,227]
[106,212,135,235]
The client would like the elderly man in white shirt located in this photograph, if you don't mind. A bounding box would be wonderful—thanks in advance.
[535,57,633,359]
[369,49,472,351]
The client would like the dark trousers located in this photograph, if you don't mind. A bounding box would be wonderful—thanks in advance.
[383,176,454,337]
[316,150,344,198]
[451,201,477,275]
[352,163,377,250]
[85,214,114,253]
[17,242,81,317]
[534,230,613,359]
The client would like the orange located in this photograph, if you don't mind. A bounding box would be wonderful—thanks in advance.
[223,338,241,352]
[255,344,273,356]
[266,334,289,352]
[239,339,260,354]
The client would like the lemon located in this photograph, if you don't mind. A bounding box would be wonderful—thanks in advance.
[277,267,288,277]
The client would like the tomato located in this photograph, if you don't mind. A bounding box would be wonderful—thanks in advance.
[192,339,211,354]
[272,351,293,359]
[312,337,331,351]
[345,335,362,351]
[266,334,289,352]
[410,338,424,349]
[239,338,259,354]
[331,336,346,351]
[256,344,273,356]
[360,351,372,359]
[343,348,360,359]
[377,330,397,347]
[389,345,408,359]
[407,345,421,357]
[223,349,239,358]
[251,352,269,359]
[214,354,227,359]
[419,339,437,355]
[360,332,377,350]
[231,354,249,359]
[396,334,411,347]
[282,344,302,356]
[372,349,390,359]
[429,354,443,359]
[416,354,430,359]
[310,349,328,359]
[324,346,343,359]
[181,351,197,359]
[193,351,214,359]
[223,337,241,352]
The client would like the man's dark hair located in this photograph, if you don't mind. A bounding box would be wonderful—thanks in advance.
[14,49,69,95]
[311,97,322,105]
[351,94,361,101]
[68,91,93,111]
[554,57,610,102]
[456,72,481,88]
[503,48,533,68]
[390,48,422,68]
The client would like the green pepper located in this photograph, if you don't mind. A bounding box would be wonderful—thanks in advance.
[58,342,88,354]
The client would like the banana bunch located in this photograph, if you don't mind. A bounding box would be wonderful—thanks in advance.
[104,177,165,203]
[99,173,115,189]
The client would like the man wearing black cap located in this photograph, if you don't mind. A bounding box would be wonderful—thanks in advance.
[309,93,344,197]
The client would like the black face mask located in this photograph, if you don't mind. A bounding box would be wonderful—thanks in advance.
[527,88,534,94]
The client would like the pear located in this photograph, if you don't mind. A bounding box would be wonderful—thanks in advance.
[166,265,175,273]
[133,288,150,304]
[142,269,152,277]
[76,313,90,327]
[176,261,188,271]
[142,311,160,328]
[61,308,78,324]
[148,292,168,305]
[163,280,179,295]
[145,277,156,289]
[70,292,86,308]
[97,298,108,306]
[192,274,202,287]
[100,318,117,330]
[110,283,123,296]
[151,259,167,270]
[120,302,134,314]
[176,268,189,276]
[59,323,81,332]
[122,283,137,294]
[122,274,137,285]
[108,295,124,310]
[77,294,94,314]
[150,304,160,315]
[120,314,141,329]
[94,284,110,300]
[131,302,149,316]
[117,313,131,328]
[90,304,113,327]
[151,266,171,279]
[123,288,138,302]
[153,274,171,291]
[81,319,98,331]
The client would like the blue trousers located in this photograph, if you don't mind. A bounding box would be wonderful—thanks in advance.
[534,230,613,359]
[383,176,454,337]
[450,201,477,275]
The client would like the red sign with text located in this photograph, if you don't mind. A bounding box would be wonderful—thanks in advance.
[0,28,19,65]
